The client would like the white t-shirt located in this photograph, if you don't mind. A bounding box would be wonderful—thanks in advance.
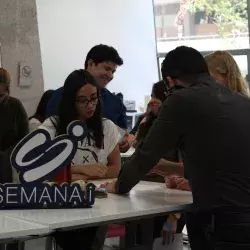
[39,118,121,166]
[29,118,42,132]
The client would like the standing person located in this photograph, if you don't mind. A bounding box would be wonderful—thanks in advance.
[46,44,132,152]
[40,69,121,250]
[205,50,249,96]
[29,89,54,132]
[103,46,250,249]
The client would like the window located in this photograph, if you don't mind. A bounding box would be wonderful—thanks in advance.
[153,0,249,53]
[154,0,250,84]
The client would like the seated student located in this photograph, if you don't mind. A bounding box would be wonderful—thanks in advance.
[133,80,167,148]
[46,44,133,153]
[133,81,189,187]
[39,69,121,250]
[40,69,121,181]
[0,68,29,183]
[132,81,188,246]
[29,89,54,132]
[0,68,29,250]
[205,50,249,96]
[130,81,166,139]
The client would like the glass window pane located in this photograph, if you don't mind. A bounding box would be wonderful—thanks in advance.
[155,16,162,27]
[154,0,249,53]
[234,55,248,78]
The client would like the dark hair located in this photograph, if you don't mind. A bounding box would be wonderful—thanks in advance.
[84,44,123,69]
[54,69,103,148]
[152,80,167,102]
[0,68,10,94]
[161,46,209,81]
[135,81,167,147]
[29,90,54,123]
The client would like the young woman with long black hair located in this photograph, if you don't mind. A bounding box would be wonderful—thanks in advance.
[40,69,121,249]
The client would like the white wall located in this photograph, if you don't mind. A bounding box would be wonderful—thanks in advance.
[36,0,159,110]
[0,0,44,116]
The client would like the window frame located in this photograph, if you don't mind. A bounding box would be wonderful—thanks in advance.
[152,0,250,83]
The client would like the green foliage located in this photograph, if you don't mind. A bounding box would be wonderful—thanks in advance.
[186,0,248,36]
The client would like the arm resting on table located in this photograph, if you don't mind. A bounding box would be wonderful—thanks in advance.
[71,145,120,179]
[116,94,186,194]
[105,145,121,178]
[153,159,184,176]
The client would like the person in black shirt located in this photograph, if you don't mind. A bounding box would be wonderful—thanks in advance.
[103,46,250,249]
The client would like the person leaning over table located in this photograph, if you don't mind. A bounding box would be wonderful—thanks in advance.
[46,44,134,153]
[39,69,121,250]
[103,46,250,250]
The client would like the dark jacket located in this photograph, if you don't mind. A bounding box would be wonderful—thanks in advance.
[46,87,128,129]
[0,96,29,183]
[116,74,250,212]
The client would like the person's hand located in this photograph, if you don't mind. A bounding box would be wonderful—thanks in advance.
[119,132,134,153]
[82,163,108,178]
[72,173,88,181]
[119,137,130,153]
[175,178,191,191]
[165,175,190,191]
[165,175,178,189]
[100,180,117,193]
[148,98,162,116]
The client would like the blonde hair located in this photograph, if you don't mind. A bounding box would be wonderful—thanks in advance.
[205,51,249,96]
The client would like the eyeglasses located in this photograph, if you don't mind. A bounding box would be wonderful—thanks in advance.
[76,97,99,108]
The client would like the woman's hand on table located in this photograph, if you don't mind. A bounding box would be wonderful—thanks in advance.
[73,163,108,178]
[72,173,88,181]
[100,180,117,193]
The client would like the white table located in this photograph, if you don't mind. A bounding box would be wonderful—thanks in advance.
[0,181,192,231]
[0,215,49,240]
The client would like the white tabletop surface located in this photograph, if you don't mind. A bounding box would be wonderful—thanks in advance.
[0,181,192,230]
[0,215,49,239]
